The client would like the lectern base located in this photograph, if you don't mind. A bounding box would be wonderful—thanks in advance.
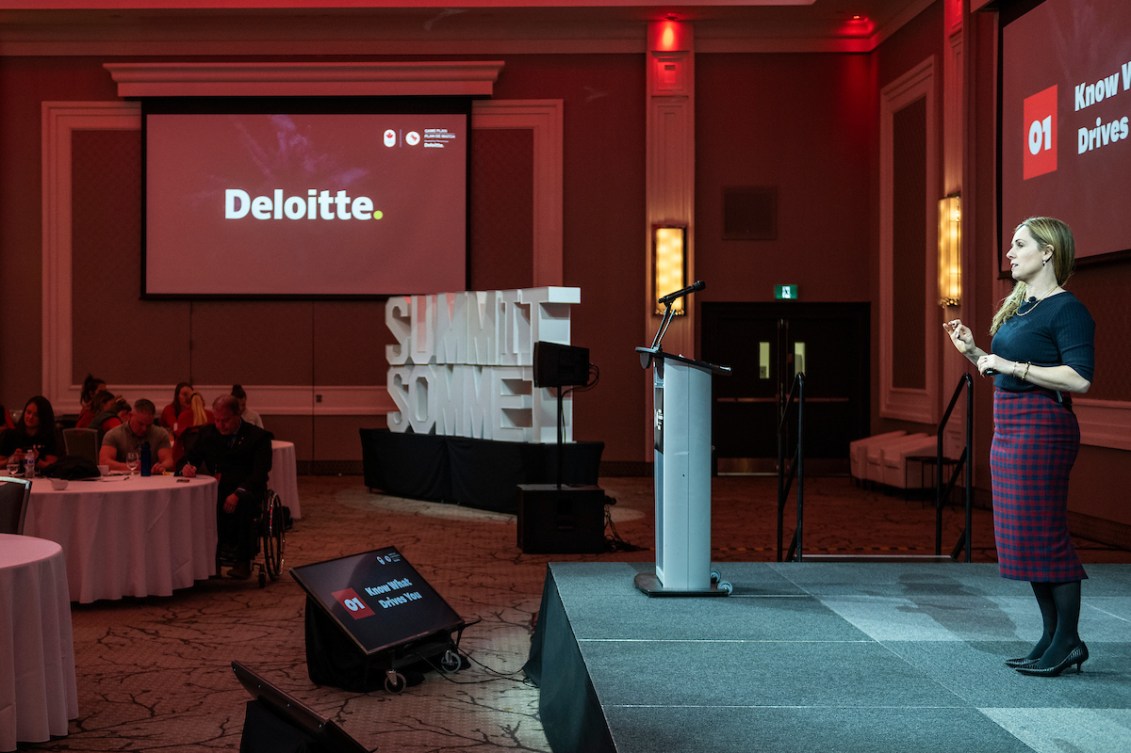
[633,572,731,597]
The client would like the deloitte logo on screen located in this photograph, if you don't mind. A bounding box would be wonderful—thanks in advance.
[224,189,384,221]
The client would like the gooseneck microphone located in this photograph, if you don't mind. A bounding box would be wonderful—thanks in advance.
[658,279,706,305]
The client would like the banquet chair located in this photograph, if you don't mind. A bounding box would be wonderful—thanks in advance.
[63,427,100,465]
[0,475,31,534]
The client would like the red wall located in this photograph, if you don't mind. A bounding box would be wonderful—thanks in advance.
[0,57,123,401]
[491,55,648,460]
[695,53,876,306]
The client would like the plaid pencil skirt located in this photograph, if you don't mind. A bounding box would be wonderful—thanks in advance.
[990,389,1087,582]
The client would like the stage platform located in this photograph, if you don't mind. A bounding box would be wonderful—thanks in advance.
[526,561,1131,753]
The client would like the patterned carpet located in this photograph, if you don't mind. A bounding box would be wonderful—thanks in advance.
[21,474,1129,752]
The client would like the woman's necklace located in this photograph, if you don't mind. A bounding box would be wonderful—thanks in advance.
[1016,285,1061,317]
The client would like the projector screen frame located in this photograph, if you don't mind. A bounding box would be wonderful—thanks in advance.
[140,94,473,300]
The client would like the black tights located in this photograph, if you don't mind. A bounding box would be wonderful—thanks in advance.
[1025,580,1082,668]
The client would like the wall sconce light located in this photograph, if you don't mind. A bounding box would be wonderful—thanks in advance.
[654,225,687,315]
[937,194,961,307]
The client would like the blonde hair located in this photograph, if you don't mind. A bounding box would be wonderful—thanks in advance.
[188,392,209,427]
[990,216,1076,334]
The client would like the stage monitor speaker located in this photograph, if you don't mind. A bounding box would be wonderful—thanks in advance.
[232,661,367,753]
[517,484,607,553]
[291,546,465,692]
[533,341,590,388]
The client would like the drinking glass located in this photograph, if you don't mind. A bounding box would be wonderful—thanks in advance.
[5,459,18,477]
[126,451,139,475]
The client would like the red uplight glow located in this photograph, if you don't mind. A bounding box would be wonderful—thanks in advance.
[840,14,875,37]
[658,20,679,51]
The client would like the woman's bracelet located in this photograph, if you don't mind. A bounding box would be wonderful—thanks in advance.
[1011,361,1033,380]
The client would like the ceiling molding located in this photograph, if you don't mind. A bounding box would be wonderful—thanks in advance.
[104,60,505,97]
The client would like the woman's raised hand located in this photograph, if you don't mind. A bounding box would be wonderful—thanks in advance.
[943,319,974,354]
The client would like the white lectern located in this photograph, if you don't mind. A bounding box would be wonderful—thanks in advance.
[634,280,732,596]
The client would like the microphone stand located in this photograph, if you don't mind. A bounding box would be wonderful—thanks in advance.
[556,384,566,490]
[641,281,701,367]
[652,301,677,352]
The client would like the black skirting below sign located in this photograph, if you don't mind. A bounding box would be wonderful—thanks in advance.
[359,428,603,513]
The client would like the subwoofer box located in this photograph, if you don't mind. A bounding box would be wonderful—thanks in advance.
[517,484,607,553]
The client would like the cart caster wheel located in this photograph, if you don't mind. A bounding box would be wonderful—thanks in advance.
[710,569,722,584]
[440,649,462,674]
[718,580,733,594]
[384,671,407,694]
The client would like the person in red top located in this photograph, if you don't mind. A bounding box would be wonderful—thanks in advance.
[74,373,106,429]
[161,382,193,430]
[87,390,124,442]
[173,392,214,464]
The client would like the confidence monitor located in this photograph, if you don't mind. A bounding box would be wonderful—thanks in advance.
[533,341,590,388]
[291,546,466,692]
[231,661,368,753]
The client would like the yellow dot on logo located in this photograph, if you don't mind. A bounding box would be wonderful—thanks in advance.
[373,210,383,220]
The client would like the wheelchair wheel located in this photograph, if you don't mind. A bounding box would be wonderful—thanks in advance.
[261,490,285,582]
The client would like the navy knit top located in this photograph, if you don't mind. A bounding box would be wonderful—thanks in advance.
[989,290,1095,392]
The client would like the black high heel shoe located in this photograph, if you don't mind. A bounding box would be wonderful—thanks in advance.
[1015,643,1089,677]
[1004,640,1051,668]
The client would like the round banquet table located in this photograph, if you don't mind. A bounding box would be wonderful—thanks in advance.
[269,440,301,520]
[0,533,78,752]
[24,474,219,604]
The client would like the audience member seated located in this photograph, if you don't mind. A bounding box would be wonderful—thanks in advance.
[231,384,264,429]
[112,397,131,425]
[0,395,62,474]
[87,389,123,442]
[74,373,107,429]
[181,395,273,580]
[99,398,174,474]
[173,392,214,464]
[161,382,194,430]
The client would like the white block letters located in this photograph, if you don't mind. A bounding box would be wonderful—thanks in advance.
[386,287,581,442]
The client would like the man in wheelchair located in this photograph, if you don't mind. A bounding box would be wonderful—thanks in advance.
[180,394,273,579]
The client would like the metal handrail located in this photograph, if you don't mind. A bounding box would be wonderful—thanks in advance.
[776,372,805,562]
[935,372,974,561]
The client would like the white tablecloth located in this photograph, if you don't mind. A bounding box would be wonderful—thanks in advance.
[269,440,301,520]
[24,475,218,604]
[0,533,78,752]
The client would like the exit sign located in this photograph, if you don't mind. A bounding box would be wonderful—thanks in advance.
[774,284,799,300]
